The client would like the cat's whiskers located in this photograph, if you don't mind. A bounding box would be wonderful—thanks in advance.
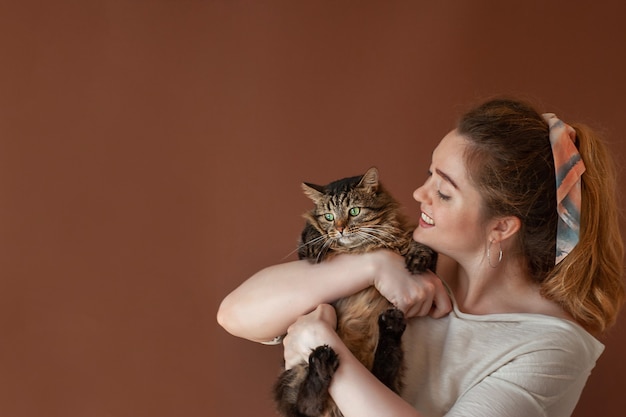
[358,226,403,244]
[355,230,390,247]
[316,237,335,263]
[282,234,328,260]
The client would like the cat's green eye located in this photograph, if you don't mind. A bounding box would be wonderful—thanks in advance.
[349,207,361,216]
[324,213,334,221]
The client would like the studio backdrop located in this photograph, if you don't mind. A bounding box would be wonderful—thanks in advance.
[1,1,625,416]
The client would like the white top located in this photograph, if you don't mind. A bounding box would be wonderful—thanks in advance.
[401,302,604,417]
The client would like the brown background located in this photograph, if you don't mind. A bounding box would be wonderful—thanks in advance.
[1,1,625,416]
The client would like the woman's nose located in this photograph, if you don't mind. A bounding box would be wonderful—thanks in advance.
[413,182,429,204]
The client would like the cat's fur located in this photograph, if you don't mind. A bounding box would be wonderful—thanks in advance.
[273,167,437,417]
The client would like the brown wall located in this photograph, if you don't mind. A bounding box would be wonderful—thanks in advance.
[1,1,625,416]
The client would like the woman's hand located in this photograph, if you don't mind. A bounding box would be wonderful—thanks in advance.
[370,250,452,319]
[283,304,339,370]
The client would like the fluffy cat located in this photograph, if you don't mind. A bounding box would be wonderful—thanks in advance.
[273,167,437,417]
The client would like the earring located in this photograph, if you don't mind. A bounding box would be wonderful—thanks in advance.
[487,240,503,268]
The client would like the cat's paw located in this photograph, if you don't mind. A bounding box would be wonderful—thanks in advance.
[292,346,338,417]
[308,345,339,382]
[405,241,438,274]
[378,308,406,337]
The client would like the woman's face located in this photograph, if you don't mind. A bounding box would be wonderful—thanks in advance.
[412,129,488,261]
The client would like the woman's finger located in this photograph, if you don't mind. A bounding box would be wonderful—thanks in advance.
[429,280,453,318]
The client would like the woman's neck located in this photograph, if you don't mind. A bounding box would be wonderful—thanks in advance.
[438,254,573,320]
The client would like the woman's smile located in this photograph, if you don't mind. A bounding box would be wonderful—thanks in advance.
[420,212,435,227]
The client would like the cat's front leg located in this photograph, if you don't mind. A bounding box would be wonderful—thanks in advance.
[371,308,406,394]
[296,345,339,417]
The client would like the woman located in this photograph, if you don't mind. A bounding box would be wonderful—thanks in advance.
[217,98,624,416]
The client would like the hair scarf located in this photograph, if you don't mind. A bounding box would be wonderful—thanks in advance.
[543,113,586,264]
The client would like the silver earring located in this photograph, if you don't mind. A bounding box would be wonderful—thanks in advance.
[487,240,503,268]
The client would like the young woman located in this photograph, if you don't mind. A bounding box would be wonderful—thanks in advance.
[217,98,625,416]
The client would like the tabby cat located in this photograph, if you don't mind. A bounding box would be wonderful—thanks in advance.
[273,167,437,417]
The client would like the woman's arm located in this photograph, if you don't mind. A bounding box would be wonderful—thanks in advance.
[330,348,423,417]
[217,250,451,343]
[217,254,375,343]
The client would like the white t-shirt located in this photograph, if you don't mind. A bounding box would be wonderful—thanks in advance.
[401,302,604,417]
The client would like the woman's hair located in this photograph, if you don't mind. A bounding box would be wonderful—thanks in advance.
[458,98,624,333]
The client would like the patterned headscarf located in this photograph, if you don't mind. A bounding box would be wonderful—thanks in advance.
[543,113,586,264]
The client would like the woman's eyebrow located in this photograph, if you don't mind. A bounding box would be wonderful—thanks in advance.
[435,168,459,189]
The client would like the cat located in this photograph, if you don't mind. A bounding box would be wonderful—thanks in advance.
[273,167,437,417]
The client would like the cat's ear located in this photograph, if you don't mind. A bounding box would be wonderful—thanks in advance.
[301,182,325,201]
[358,167,379,192]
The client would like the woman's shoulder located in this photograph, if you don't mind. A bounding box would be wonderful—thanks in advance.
[452,306,604,361]
[407,303,604,363]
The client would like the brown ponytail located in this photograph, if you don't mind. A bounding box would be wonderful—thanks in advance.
[541,124,625,333]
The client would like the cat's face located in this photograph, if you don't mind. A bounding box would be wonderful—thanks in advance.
[308,190,374,248]
[302,167,399,250]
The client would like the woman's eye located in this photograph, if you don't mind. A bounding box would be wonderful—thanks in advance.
[437,190,451,201]
[324,213,334,221]
[349,207,361,216]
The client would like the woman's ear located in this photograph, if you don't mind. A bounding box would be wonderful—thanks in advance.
[489,216,521,243]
